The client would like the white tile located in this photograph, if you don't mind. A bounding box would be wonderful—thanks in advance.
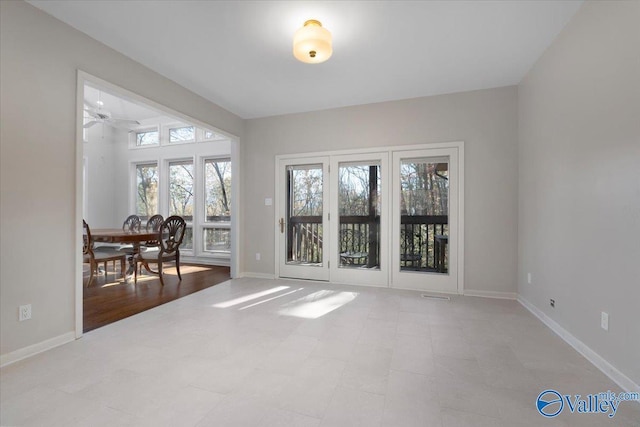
[440,408,504,427]
[433,356,486,385]
[390,333,435,376]
[0,278,632,426]
[435,377,500,418]
[196,394,320,427]
[0,385,101,427]
[382,395,442,427]
[320,386,385,427]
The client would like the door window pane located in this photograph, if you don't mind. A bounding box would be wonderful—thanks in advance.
[286,165,323,265]
[338,162,381,269]
[399,159,449,272]
[136,163,158,220]
[169,160,194,221]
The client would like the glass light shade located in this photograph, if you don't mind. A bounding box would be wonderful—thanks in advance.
[293,20,332,64]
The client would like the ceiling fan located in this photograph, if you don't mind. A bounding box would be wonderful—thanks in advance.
[84,100,141,130]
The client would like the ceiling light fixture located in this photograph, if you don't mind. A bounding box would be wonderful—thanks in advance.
[293,19,332,64]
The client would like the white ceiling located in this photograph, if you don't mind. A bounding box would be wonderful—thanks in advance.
[84,84,163,123]
[30,1,582,119]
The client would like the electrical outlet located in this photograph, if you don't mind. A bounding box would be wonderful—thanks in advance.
[19,304,31,321]
[527,273,532,284]
[601,312,609,331]
[550,299,555,308]
[255,253,261,261]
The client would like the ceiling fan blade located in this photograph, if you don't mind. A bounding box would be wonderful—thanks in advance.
[84,108,100,119]
[104,121,136,131]
[111,118,141,125]
[84,120,99,128]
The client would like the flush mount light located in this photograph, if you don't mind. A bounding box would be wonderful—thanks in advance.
[293,19,332,64]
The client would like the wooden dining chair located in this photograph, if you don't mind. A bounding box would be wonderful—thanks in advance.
[141,214,164,250]
[122,214,142,232]
[137,214,164,274]
[83,220,126,286]
[134,216,186,286]
[119,214,142,256]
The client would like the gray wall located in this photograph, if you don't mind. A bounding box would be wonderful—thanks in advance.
[518,0,640,384]
[0,0,243,356]
[244,86,519,295]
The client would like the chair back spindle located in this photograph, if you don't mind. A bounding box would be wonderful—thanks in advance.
[123,215,141,232]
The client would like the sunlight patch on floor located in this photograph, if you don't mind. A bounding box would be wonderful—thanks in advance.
[277,290,358,319]
[239,288,304,310]
[98,280,128,288]
[212,286,291,308]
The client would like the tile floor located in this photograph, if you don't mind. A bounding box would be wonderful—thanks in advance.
[1,278,639,426]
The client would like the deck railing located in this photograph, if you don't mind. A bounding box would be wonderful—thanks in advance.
[287,215,448,271]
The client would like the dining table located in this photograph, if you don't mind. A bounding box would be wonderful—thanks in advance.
[91,228,159,277]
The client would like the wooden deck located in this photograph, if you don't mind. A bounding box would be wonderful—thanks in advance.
[83,263,230,332]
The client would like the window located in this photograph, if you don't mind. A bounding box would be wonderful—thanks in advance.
[135,129,159,147]
[182,227,194,251]
[169,126,195,143]
[204,228,230,253]
[135,163,158,220]
[205,158,231,220]
[130,154,231,260]
[204,158,232,256]
[169,160,194,252]
[168,160,194,221]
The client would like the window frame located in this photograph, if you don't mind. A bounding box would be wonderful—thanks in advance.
[163,122,196,146]
[132,161,160,221]
[201,156,232,259]
[129,126,160,149]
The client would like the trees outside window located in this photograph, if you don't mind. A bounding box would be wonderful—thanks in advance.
[169,160,194,221]
[136,163,158,219]
[136,130,159,146]
[205,159,231,220]
[169,126,195,143]
[204,158,232,255]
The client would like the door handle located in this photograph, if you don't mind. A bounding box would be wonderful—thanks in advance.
[279,218,285,234]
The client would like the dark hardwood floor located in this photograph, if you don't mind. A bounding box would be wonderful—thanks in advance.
[83,263,230,332]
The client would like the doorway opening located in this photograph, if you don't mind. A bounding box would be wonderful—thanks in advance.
[76,72,239,335]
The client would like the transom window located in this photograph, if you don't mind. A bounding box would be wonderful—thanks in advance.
[169,126,195,143]
[136,129,159,147]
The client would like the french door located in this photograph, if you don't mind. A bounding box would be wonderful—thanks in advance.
[277,143,462,293]
[277,157,330,281]
[391,147,460,293]
[330,153,388,287]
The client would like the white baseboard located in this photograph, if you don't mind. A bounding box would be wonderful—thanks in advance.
[0,331,76,368]
[464,289,517,300]
[239,272,277,280]
[518,296,639,394]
